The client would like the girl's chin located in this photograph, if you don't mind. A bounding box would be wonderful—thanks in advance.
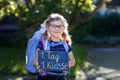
[54,35,60,38]
[53,33,60,36]
[51,35,60,38]
[51,33,61,38]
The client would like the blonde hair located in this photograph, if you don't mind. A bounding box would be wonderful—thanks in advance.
[43,13,72,45]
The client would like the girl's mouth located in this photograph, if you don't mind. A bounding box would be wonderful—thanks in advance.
[54,32,60,33]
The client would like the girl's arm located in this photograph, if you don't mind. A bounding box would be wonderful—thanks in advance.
[68,51,75,67]
[33,48,43,72]
[33,48,40,69]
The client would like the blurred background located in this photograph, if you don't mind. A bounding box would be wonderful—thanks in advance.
[0,0,120,80]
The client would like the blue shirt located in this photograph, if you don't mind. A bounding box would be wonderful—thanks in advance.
[37,40,72,53]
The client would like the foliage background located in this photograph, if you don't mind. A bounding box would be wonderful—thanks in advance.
[71,13,120,47]
[0,0,100,38]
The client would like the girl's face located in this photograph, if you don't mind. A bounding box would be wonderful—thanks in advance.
[46,20,65,40]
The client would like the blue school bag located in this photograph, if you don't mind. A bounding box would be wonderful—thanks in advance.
[26,24,69,73]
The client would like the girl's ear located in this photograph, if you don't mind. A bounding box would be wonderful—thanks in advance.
[47,31,51,37]
[46,26,49,30]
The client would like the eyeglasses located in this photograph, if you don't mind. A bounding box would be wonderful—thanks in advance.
[49,24,64,29]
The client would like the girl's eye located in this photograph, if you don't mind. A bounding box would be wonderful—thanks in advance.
[49,24,64,29]
[52,25,57,27]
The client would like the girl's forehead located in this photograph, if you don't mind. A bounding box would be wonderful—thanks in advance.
[50,20,63,24]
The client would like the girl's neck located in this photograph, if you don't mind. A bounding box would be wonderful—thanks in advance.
[50,37,61,42]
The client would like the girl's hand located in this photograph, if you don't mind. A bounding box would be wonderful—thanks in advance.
[36,66,44,72]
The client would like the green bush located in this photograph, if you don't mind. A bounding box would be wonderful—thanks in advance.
[90,13,120,36]
[71,13,120,45]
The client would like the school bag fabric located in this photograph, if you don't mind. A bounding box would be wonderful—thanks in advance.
[26,24,45,73]
[26,30,44,73]
[26,24,69,73]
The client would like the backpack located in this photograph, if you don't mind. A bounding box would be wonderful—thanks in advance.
[26,26,69,73]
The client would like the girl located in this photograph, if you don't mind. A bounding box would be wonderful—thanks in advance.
[33,13,75,80]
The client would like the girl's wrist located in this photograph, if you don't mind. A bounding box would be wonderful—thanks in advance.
[36,66,40,70]
[69,61,71,68]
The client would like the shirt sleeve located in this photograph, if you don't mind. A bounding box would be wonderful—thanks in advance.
[68,45,72,53]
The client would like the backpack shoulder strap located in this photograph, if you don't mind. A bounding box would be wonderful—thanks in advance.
[40,39,50,50]
[62,41,69,52]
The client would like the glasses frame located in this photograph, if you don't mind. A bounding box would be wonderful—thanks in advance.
[49,24,65,29]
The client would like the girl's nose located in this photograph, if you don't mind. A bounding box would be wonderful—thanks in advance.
[55,27,59,30]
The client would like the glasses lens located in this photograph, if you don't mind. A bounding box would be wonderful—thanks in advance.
[49,24,64,29]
